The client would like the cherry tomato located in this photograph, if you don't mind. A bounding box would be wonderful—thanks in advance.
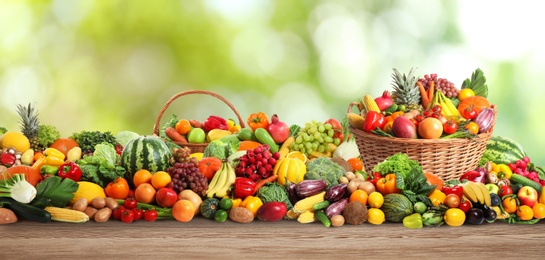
[121,209,134,224]
[461,107,478,120]
[443,120,458,135]
[123,197,138,210]
[132,207,143,221]
[431,105,442,114]
[112,206,125,220]
[458,199,472,213]
[464,122,479,135]
[143,209,158,222]
[499,185,513,198]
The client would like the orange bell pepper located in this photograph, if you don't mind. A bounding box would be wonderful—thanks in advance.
[247,112,270,131]
[376,173,401,195]
[105,177,130,199]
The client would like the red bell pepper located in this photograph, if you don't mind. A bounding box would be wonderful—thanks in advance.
[203,115,228,133]
[233,177,256,199]
[459,169,486,183]
[366,172,382,186]
[57,161,82,182]
[1,153,16,167]
[442,184,464,199]
[363,111,386,132]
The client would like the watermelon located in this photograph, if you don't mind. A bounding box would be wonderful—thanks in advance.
[479,135,527,166]
[380,194,413,223]
[121,135,172,186]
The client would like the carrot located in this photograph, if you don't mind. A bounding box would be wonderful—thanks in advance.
[254,175,279,192]
[417,81,429,108]
[165,127,188,143]
[428,80,435,104]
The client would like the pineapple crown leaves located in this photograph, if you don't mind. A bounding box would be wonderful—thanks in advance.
[390,67,421,105]
[391,67,418,89]
[16,102,40,136]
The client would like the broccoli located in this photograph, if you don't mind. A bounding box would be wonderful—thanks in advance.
[304,157,346,188]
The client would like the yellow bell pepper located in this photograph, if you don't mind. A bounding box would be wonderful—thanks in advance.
[43,147,66,166]
[231,198,242,208]
[227,118,241,134]
[240,196,263,217]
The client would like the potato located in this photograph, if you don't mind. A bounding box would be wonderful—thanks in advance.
[330,215,345,227]
[104,197,119,210]
[229,207,254,223]
[72,198,89,212]
[94,207,112,223]
[84,207,98,219]
[91,197,106,209]
[0,208,18,224]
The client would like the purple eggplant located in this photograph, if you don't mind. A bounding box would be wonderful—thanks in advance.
[325,198,348,219]
[325,183,347,203]
[286,182,300,205]
[474,107,495,133]
[296,180,327,198]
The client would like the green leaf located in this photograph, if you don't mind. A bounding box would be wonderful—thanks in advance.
[31,176,79,208]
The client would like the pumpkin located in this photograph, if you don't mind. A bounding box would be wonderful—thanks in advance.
[198,157,222,181]
[424,172,444,191]
[272,158,306,186]
[380,193,414,223]
[200,197,219,219]
[237,140,262,151]
[457,96,491,116]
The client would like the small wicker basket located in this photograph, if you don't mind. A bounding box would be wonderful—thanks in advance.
[347,102,497,181]
[152,90,245,153]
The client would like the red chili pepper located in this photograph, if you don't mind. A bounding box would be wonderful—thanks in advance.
[1,153,16,167]
[57,161,82,182]
[233,177,256,199]
[203,115,229,133]
[363,111,386,132]
[459,170,483,183]
[442,184,464,198]
[366,172,383,186]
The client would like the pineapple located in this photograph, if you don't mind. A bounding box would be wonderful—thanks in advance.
[16,103,41,151]
[391,68,423,112]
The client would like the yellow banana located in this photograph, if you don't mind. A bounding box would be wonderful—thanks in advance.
[215,162,236,198]
[206,162,228,198]
[462,182,479,203]
[475,182,491,207]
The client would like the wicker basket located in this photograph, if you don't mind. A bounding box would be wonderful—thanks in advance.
[152,90,245,153]
[347,102,497,181]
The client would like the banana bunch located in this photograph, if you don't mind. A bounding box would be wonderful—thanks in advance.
[429,91,461,118]
[462,181,491,207]
[206,161,236,198]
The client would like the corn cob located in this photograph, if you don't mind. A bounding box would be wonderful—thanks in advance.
[308,151,330,159]
[45,206,90,223]
[286,209,300,220]
[278,136,295,160]
[363,94,381,113]
[297,210,316,224]
[293,191,325,214]
[346,112,365,130]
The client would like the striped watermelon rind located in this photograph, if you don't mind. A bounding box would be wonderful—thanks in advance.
[121,135,172,185]
[479,135,527,166]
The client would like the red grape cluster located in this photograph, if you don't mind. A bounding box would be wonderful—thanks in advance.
[508,156,541,184]
[165,147,209,196]
[418,73,459,98]
[235,144,280,182]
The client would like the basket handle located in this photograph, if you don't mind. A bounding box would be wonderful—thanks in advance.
[347,102,361,114]
[152,90,246,135]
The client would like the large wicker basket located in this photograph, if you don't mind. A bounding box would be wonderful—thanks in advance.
[152,90,245,153]
[347,102,497,181]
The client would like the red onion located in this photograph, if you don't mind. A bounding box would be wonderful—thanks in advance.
[473,107,494,133]
[267,114,290,144]
[375,91,394,111]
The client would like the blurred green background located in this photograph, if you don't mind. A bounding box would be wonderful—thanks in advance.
[1,0,543,164]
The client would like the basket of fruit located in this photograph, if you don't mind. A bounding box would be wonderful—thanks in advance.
[346,68,496,181]
[152,90,246,153]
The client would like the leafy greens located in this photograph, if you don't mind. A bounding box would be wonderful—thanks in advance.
[31,176,79,208]
[77,142,126,187]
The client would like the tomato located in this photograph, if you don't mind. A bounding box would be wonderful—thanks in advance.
[135,183,156,204]
[517,205,534,221]
[499,185,513,198]
[444,194,461,208]
[172,199,195,222]
[464,122,479,135]
[121,209,134,224]
[442,120,458,135]
[444,208,466,227]
[418,117,443,139]
[123,197,137,210]
[112,206,126,220]
[143,209,158,222]
[461,107,478,120]
[458,199,472,213]
[132,208,143,221]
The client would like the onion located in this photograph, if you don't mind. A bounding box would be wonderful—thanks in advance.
[374,91,394,111]
[473,107,494,133]
[267,114,290,144]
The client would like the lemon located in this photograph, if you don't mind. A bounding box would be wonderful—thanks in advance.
[1,132,30,153]
[70,181,106,205]
[367,208,386,225]
[286,151,308,163]
[190,152,204,161]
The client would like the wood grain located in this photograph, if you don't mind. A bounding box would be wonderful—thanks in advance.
[2,218,545,259]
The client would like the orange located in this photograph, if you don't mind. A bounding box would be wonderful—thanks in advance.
[517,205,534,221]
[349,190,368,205]
[49,138,79,157]
[502,197,518,214]
[151,171,171,189]
[347,158,364,171]
[172,199,195,222]
[134,183,156,204]
[133,169,153,188]
[418,117,443,139]
[175,119,192,135]
[458,88,475,101]
[286,151,308,163]
[532,203,545,219]
[465,122,479,135]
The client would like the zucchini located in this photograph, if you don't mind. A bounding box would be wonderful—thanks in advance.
[0,197,52,223]
[510,174,542,193]
[254,128,279,153]
[237,128,258,141]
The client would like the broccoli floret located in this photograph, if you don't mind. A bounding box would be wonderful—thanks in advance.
[304,157,346,188]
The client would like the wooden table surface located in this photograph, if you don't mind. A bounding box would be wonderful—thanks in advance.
[2,217,545,259]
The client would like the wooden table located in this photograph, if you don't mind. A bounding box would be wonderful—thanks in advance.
[2,218,545,259]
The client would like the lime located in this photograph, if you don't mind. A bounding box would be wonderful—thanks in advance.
[219,197,233,210]
[214,209,228,223]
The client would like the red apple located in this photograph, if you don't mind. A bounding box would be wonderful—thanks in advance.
[155,187,179,208]
[324,118,344,141]
[518,186,539,207]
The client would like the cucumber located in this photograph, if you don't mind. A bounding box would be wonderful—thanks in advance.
[254,128,279,153]
[237,128,258,141]
[0,197,52,223]
[315,210,331,227]
[510,174,542,193]
[313,200,331,211]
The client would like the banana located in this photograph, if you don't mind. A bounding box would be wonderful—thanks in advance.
[462,182,479,203]
[206,162,228,198]
[475,182,491,207]
[470,182,485,204]
[214,162,237,198]
[440,93,461,117]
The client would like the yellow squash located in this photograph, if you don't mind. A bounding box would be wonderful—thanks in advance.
[273,157,306,186]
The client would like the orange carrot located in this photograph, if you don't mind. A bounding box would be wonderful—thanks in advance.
[417,81,429,108]
[165,127,188,143]
[254,175,279,193]
[428,80,435,104]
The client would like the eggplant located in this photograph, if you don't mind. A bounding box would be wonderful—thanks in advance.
[466,208,485,225]
[286,182,300,205]
[483,206,497,223]
[296,180,327,198]
[474,107,495,133]
[325,198,348,219]
[325,183,347,203]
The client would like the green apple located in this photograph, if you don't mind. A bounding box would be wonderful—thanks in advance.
[485,183,500,195]
[188,128,206,143]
